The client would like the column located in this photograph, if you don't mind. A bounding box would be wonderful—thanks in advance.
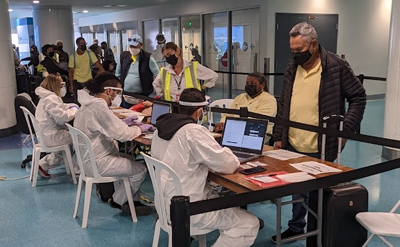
[32,5,74,55]
[0,0,17,137]
[382,0,400,159]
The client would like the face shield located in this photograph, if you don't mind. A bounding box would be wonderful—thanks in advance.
[178,99,210,126]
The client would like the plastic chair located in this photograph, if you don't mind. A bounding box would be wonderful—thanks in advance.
[207,99,234,131]
[141,152,211,247]
[66,124,137,228]
[356,199,400,247]
[20,106,77,187]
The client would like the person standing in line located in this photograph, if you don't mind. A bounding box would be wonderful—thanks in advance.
[152,33,167,69]
[271,22,366,243]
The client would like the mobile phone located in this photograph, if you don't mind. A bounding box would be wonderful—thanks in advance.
[239,166,266,175]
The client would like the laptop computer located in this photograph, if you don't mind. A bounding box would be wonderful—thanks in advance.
[150,101,171,125]
[221,117,268,163]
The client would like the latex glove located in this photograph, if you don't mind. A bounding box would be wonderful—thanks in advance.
[68,104,79,110]
[139,124,155,132]
[122,115,139,126]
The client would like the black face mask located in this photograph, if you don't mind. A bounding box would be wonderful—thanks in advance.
[80,45,87,51]
[57,46,63,51]
[292,43,313,65]
[166,54,178,66]
[48,52,55,57]
[245,85,258,97]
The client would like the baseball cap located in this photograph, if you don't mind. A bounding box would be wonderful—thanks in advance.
[128,34,143,46]
[156,33,166,43]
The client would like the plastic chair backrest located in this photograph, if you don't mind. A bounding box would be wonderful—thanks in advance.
[141,152,182,230]
[208,99,234,124]
[66,123,101,178]
[20,106,41,147]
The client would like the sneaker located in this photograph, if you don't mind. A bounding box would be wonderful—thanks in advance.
[270,228,305,243]
[121,201,153,216]
[38,165,50,178]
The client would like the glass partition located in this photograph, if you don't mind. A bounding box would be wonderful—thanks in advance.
[181,15,201,63]
[162,18,180,46]
[143,20,160,52]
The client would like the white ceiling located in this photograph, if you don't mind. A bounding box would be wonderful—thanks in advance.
[8,0,183,20]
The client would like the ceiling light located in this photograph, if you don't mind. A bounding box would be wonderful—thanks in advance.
[33,0,40,4]
[116,5,127,7]
[83,10,88,13]
[8,8,13,12]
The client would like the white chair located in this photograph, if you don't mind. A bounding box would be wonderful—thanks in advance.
[141,152,211,247]
[20,106,77,187]
[356,199,400,247]
[66,124,137,228]
[208,99,234,131]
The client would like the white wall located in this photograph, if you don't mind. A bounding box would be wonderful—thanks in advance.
[79,0,392,96]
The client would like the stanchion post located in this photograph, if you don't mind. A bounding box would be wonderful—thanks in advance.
[171,196,191,247]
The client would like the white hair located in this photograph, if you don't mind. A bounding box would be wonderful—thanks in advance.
[55,40,63,45]
[289,22,318,43]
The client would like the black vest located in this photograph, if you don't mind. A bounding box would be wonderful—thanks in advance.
[120,50,154,96]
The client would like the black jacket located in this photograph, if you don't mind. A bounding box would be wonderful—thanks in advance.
[21,51,39,67]
[41,56,68,76]
[120,50,154,96]
[273,45,366,162]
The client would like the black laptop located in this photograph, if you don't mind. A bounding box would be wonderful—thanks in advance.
[221,117,268,163]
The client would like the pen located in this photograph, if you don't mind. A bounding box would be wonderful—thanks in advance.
[254,174,277,178]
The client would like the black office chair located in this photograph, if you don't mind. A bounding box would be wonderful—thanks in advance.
[14,93,46,168]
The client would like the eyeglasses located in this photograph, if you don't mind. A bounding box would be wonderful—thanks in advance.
[128,37,140,42]
[104,86,123,95]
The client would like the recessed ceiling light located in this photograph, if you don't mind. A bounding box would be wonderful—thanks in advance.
[8,9,13,12]
[33,0,40,4]
[116,5,127,7]
[83,10,88,13]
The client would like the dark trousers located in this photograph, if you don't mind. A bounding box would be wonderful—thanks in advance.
[73,80,85,105]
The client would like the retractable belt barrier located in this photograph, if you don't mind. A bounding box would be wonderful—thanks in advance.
[123,92,400,247]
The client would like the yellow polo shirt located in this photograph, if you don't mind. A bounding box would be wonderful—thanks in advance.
[289,60,322,153]
[68,50,98,83]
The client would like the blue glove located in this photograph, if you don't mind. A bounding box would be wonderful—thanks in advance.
[139,124,155,132]
[122,115,139,126]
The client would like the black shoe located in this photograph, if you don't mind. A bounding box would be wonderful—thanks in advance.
[108,198,121,209]
[121,201,153,216]
[258,218,264,230]
[270,228,305,243]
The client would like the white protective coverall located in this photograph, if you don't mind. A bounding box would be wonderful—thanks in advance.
[35,86,78,170]
[73,89,147,205]
[152,44,167,69]
[151,115,259,247]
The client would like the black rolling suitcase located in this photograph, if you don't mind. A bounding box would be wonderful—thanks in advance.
[307,115,368,247]
[322,182,368,247]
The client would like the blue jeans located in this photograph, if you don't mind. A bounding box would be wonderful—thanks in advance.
[121,97,133,109]
[287,144,320,233]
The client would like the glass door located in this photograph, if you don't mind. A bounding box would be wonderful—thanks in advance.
[204,12,229,100]
[143,20,160,52]
[181,15,201,63]
[231,8,260,97]
[162,18,180,46]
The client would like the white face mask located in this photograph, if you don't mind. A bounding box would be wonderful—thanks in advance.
[197,109,204,125]
[60,87,66,97]
[129,47,140,56]
[111,94,122,107]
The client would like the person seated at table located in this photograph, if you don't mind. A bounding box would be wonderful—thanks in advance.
[35,74,79,177]
[151,88,262,247]
[214,72,277,142]
[73,72,153,215]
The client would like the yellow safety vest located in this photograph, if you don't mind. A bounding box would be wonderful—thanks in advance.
[160,61,201,101]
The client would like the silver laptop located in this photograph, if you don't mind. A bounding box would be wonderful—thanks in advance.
[150,101,171,125]
[221,117,268,163]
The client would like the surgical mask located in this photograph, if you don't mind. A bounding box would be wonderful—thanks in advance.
[292,43,313,65]
[166,54,178,66]
[48,51,55,57]
[129,47,141,56]
[80,44,87,51]
[111,94,122,107]
[60,87,66,97]
[197,109,204,125]
[245,84,258,97]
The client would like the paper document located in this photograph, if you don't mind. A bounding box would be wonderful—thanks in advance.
[290,161,342,175]
[276,172,315,183]
[263,149,305,160]
[251,175,278,183]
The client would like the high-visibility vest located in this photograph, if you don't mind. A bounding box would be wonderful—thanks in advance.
[160,61,201,101]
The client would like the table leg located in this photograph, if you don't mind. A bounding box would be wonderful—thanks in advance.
[317,189,323,247]
[276,198,282,247]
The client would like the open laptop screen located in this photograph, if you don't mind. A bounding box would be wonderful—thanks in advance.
[151,102,171,125]
[221,117,268,154]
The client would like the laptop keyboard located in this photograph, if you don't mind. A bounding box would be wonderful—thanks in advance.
[233,152,254,159]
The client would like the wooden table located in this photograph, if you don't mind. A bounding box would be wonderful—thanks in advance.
[207,146,352,247]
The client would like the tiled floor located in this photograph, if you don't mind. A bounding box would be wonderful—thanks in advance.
[1,99,399,247]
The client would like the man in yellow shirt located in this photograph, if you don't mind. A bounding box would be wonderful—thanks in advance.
[272,22,366,243]
[68,37,104,104]
[215,72,277,142]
